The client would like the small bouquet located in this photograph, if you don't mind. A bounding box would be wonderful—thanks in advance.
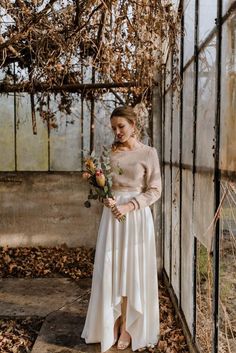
[82,146,126,222]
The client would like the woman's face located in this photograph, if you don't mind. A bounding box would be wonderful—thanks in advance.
[111,116,134,143]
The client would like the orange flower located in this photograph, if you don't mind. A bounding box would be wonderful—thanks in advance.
[85,158,96,172]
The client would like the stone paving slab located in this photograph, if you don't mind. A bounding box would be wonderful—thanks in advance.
[0,277,132,352]
[31,309,99,353]
[0,278,84,317]
[31,278,132,353]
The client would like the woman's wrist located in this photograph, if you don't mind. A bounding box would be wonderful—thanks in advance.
[127,201,136,211]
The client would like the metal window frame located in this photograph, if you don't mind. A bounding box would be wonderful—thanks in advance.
[161,1,236,353]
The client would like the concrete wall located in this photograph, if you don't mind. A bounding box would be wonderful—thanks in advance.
[0,173,102,248]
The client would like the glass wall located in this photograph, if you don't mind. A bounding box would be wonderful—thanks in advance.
[161,1,236,352]
[0,91,115,172]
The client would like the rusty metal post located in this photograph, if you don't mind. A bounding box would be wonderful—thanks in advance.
[90,67,95,153]
[13,63,17,171]
[179,0,184,310]
[192,0,199,342]
[212,0,223,352]
[152,72,163,276]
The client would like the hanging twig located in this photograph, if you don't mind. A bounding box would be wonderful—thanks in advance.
[30,93,37,135]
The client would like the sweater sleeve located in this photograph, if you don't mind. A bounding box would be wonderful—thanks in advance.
[131,147,162,209]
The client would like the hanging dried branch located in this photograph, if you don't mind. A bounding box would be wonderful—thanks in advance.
[0,0,180,85]
[0,0,180,118]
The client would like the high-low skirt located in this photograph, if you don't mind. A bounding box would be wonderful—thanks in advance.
[81,190,160,352]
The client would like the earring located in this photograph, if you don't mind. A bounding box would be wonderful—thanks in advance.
[131,130,136,137]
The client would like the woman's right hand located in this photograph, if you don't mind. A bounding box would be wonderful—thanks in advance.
[103,197,116,208]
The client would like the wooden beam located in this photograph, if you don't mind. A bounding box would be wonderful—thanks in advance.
[0,81,139,93]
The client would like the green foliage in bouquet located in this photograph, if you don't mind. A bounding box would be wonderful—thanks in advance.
[82,147,125,222]
[83,146,112,206]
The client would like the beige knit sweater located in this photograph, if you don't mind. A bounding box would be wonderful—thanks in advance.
[110,143,162,209]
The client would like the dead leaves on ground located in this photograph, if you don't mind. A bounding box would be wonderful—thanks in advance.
[157,283,189,353]
[0,247,189,352]
[137,282,189,353]
[0,318,43,353]
[0,245,94,280]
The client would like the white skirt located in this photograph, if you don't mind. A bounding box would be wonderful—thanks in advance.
[81,190,160,352]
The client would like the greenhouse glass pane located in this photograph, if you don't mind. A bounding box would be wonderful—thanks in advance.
[171,0,180,11]
[50,95,82,171]
[193,37,216,250]
[94,95,116,156]
[164,90,172,163]
[182,63,194,166]
[199,0,217,44]
[0,95,15,171]
[220,17,236,173]
[193,172,215,250]
[165,53,172,91]
[223,0,234,15]
[181,169,194,333]
[82,100,91,156]
[16,94,48,171]
[164,165,171,278]
[172,90,180,164]
[196,37,216,169]
[184,0,195,65]
[219,182,236,352]
[196,240,213,352]
[171,165,180,300]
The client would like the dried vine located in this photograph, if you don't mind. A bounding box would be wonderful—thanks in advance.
[0,0,181,129]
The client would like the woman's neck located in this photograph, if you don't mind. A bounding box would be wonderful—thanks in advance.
[117,138,141,150]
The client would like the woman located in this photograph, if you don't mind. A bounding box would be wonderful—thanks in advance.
[81,106,162,352]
